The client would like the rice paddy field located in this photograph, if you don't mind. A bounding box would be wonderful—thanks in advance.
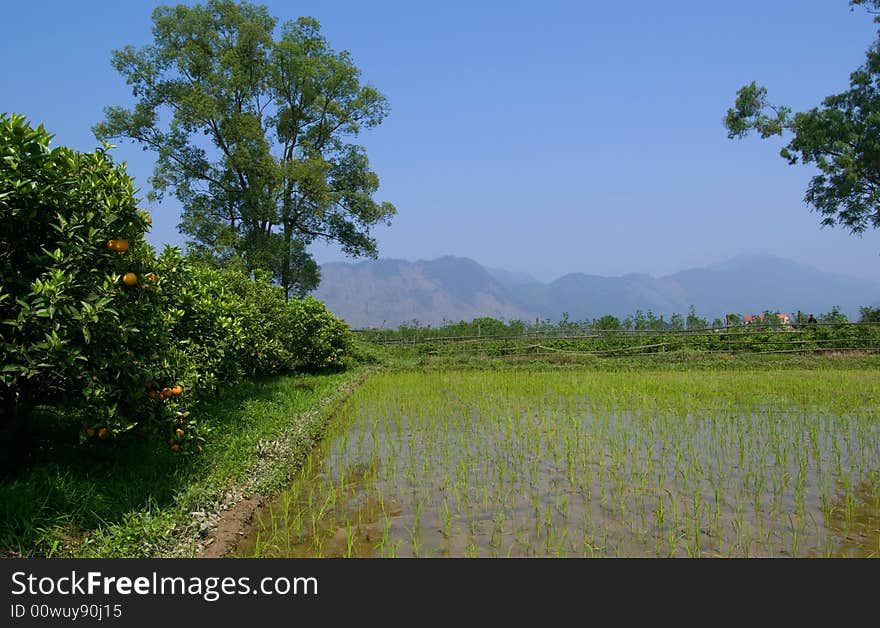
[237,370,880,558]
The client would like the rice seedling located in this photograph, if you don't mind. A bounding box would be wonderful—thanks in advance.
[236,369,880,558]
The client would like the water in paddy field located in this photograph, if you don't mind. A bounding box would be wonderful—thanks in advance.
[236,372,880,558]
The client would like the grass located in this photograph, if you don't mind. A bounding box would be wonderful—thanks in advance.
[5,344,879,559]
[240,368,880,558]
[0,368,366,557]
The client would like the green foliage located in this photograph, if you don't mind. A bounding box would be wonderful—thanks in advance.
[725,3,880,233]
[0,369,360,557]
[362,317,528,342]
[1,112,166,448]
[94,1,395,299]
[818,305,849,324]
[859,305,880,322]
[669,313,685,332]
[623,309,668,331]
[1,114,352,470]
[686,305,708,331]
[287,296,352,368]
[593,315,622,331]
[402,322,880,361]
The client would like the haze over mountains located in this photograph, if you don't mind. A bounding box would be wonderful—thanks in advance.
[310,254,880,328]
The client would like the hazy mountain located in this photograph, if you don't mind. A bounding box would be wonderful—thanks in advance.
[311,253,880,328]
[311,256,536,328]
[669,254,876,320]
[485,267,540,286]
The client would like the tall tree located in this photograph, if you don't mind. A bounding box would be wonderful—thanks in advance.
[94,1,395,298]
[724,1,880,235]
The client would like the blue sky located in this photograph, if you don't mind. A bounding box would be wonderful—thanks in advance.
[3,0,880,282]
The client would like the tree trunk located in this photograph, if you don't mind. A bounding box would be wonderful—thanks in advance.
[281,216,292,302]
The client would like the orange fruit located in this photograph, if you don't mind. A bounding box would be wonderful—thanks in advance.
[161,387,173,398]
[97,428,108,440]
[107,240,117,251]
[171,385,183,395]
[122,272,137,286]
[114,239,129,253]
[175,428,185,437]
[171,444,181,453]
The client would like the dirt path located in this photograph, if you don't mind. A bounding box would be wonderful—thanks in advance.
[198,495,264,558]
[179,369,372,558]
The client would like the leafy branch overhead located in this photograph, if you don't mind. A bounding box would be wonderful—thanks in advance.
[94,0,396,298]
[725,0,880,234]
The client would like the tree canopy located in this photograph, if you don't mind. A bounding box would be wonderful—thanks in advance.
[724,1,880,235]
[94,0,395,298]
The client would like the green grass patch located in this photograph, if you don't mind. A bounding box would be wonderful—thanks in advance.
[0,368,365,558]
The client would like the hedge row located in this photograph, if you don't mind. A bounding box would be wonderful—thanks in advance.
[416,324,880,357]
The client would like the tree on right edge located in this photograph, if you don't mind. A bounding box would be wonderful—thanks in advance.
[724,1,880,235]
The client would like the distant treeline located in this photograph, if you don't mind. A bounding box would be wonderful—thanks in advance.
[356,305,880,343]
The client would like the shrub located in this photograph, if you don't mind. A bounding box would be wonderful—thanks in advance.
[288,296,352,369]
[1,114,353,469]
[0,113,180,457]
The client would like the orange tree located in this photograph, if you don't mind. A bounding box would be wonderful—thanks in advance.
[1,114,354,470]
[0,114,188,463]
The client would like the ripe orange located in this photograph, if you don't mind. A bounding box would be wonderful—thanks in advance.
[122,272,137,286]
[114,239,129,253]
[171,385,183,395]
[161,387,173,398]
[171,444,181,452]
[107,240,117,251]
[97,428,108,440]
[175,428,185,437]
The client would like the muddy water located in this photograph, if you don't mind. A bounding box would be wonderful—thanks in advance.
[236,372,880,557]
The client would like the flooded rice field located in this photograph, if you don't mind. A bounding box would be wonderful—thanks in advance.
[237,370,880,557]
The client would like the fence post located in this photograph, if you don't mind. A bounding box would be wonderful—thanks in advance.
[535,318,540,355]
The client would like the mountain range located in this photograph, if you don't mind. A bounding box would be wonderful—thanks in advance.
[309,254,880,328]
